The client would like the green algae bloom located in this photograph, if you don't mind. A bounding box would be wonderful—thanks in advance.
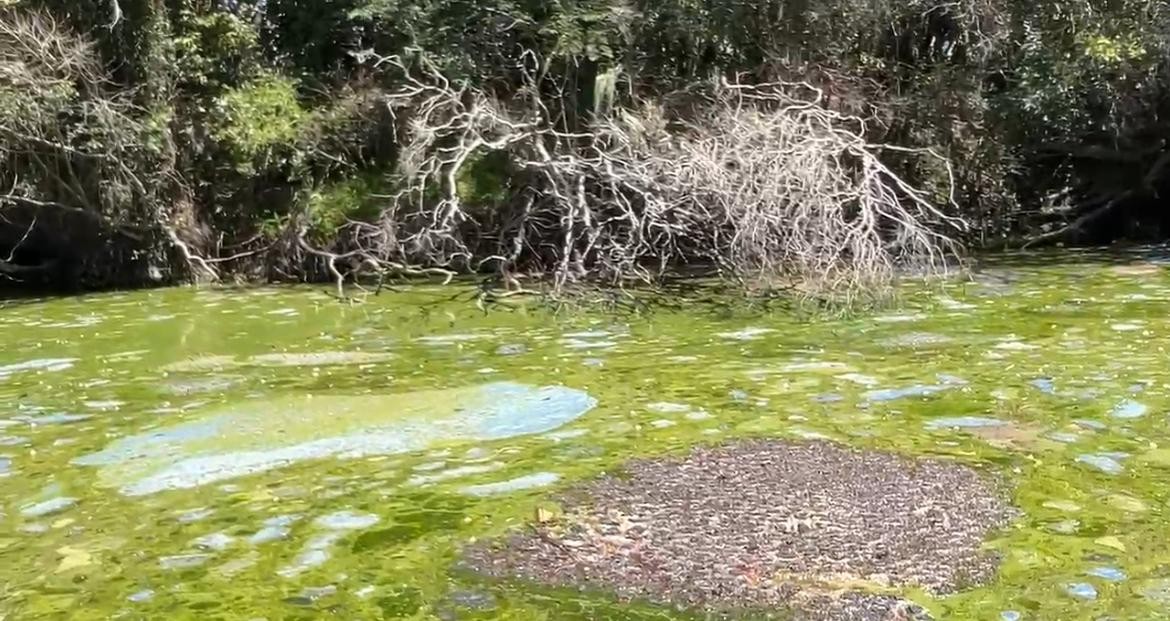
[2,251,1170,619]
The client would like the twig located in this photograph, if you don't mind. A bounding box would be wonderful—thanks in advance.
[4,216,35,263]
[165,226,219,282]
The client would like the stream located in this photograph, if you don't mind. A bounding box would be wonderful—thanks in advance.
[3,250,1170,619]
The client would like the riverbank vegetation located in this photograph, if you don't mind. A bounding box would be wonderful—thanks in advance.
[1,0,1167,294]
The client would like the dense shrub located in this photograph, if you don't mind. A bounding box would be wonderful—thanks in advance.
[1,0,1167,290]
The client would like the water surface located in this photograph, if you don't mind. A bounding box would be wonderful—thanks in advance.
[2,252,1170,619]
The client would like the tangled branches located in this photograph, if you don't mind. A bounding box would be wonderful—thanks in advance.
[0,10,141,220]
[332,54,963,300]
[548,83,965,296]
[0,8,184,284]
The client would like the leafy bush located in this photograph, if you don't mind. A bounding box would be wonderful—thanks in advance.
[6,0,1170,290]
[302,172,391,237]
[212,73,311,174]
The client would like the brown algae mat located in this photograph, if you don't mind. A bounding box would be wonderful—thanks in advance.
[464,440,1014,620]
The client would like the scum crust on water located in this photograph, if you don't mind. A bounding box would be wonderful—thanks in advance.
[464,440,1014,620]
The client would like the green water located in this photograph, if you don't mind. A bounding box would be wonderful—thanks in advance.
[3,252,1170,620]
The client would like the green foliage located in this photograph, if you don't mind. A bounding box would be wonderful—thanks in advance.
[456,151,511,208]
[301,171,391,237]
[7,0,1170,289]
[173,9,262,91]
[542,0,636,63]
[211,73,310,173]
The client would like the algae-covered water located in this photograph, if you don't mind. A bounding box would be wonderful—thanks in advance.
[3,251,1170,620]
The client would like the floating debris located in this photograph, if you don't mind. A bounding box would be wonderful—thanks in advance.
[412,460,447,472]
[1142,578,1170,604]
[440,589,497,614]
[1073,419,1107,431]
[562,330,613,339]
[465,440,1011,619]
[544,428,588,441]
[1047,519,1080,534]
[865,374,966,403]
[1042,500,1082,513]
[560,338,618,350]
[938,298,977,311]
[287,585,337,605]
[83,400,124,411]
[55,546,93,573]
[1106,494,1147,513]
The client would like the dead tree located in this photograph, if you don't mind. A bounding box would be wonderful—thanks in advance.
[327,52,964,300]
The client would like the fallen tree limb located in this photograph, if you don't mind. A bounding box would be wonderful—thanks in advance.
[336,53,964,300]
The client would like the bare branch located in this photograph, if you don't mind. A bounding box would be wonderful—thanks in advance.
[345,57,962,300]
